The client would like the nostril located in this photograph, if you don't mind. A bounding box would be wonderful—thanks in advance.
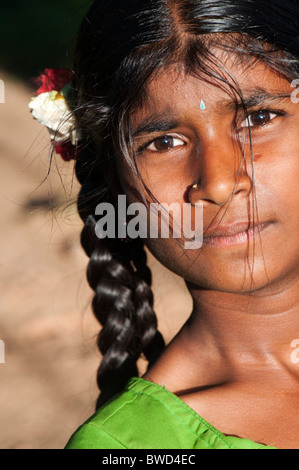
[184,184,198,203]
[187,183,201,205]
[187,180,248,206]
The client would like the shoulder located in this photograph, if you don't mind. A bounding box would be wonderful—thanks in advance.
[65,377,270,450]
[65,377,233,449]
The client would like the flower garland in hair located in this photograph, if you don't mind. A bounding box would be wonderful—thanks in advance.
[29,68,80,161]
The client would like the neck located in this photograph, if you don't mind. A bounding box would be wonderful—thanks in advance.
[178,277,299,389]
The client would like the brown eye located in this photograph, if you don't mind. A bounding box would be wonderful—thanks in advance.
[147,135,185,151]
[240,110,277,128]
[249,111,273,126]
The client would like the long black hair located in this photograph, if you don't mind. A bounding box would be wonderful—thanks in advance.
[72,0,299,408]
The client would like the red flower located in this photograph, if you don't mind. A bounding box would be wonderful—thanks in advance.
[54,141,80,162]
[30,68,80,161]
[34,68,72,95]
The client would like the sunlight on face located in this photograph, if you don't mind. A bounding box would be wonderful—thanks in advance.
[116,51,299,294]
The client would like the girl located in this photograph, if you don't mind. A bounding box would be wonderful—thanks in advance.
[55,0,299,449]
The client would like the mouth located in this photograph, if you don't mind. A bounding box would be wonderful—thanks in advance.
[202,222,273,247]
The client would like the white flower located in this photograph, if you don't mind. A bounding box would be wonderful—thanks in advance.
[29,91,79,144]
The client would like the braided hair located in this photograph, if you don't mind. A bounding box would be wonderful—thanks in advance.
[74,144,165,408]
[72,0,299,408]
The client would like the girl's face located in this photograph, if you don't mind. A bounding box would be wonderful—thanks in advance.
[116,51,299,294]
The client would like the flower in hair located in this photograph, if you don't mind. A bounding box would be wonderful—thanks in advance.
[29,68,80,161]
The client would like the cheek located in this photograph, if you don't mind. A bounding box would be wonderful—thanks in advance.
[253,140,299,260]
[136,153,197,204]
[254,137,299,209]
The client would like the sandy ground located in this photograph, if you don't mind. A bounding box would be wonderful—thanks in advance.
[0,73,192,449]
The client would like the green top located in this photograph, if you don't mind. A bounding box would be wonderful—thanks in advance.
[65,377,276,449]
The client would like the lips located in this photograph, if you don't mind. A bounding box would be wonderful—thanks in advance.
[204,222,255,238]
[202,222,272,247]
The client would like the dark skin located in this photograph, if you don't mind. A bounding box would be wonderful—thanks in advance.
[116,51,299,449]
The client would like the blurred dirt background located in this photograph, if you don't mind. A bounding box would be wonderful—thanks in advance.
[0,72,192,449]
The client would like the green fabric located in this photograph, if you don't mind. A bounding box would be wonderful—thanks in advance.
[65,377,276,449]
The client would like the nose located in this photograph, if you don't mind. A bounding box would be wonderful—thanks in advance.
[188,139,252,206]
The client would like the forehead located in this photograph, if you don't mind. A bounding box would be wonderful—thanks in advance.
[132,52,292,125]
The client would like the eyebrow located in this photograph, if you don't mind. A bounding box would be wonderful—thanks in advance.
[224,90,291,110]
[132,117,180,138]
[131,90,291,138]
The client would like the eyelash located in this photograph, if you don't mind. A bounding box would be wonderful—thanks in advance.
[137,134,186,154]
[136,108,287,154]
[237,108,286,131]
